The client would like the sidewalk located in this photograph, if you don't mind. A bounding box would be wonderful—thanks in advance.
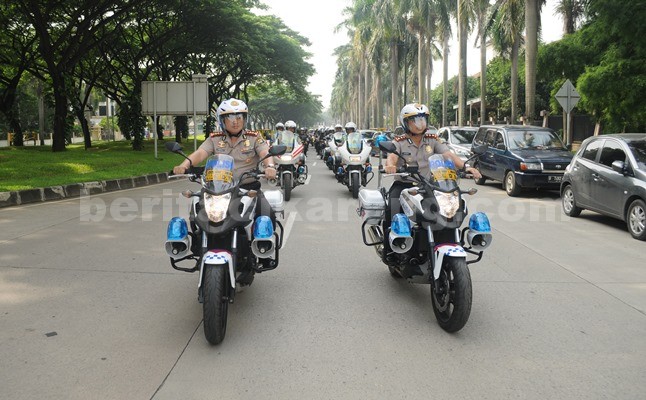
[0,172,170,208]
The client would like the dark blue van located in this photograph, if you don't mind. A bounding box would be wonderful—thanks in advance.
[471,125,573,196]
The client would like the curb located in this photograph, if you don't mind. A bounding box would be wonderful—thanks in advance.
[0,173,170,208]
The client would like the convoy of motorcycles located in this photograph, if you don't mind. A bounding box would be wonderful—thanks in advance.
[165,123,494,344]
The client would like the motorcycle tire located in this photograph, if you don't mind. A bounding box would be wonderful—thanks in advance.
[351,174,360,199]
[203,266,229,345]
[283,174,292,201]
[431,257,472,333]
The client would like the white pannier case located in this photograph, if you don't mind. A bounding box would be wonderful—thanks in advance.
[358,189,385,225]
[264,190,284,214]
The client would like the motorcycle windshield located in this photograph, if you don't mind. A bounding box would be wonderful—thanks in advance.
[277,131,296,152]
[333,132,346,146]
[203,155,236,193]
[346,132,363,154]
[427,154,460,191]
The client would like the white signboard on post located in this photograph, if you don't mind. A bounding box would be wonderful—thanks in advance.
[141,77,210,156]
[141,81,209,115]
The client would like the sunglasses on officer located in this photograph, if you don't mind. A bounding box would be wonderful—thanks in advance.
[223,113,245,122]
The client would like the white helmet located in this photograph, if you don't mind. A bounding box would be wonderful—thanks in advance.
[334,123,343,130]
[344,122,357,133]
[400,103,429,133]
[275,122,285,130]
[217,98,248,131]
[285,120,297,131]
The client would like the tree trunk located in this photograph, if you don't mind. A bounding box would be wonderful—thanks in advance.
[442,36,449,127]
[511,39,519,123]
[376,72,383,129]
[480,28,487,125]
[457,1,468,126]
[74,107,92,149]
[364,60,370,129]
[525,0,539,123]
[390,40,399,129]
[8,113,24,146]
[52,87,68,152]
[418,33,424,103]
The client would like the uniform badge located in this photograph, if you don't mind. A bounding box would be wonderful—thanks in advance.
[257,137,265,144]
[425,145,432,153]
[244,139,250,147]
[218,140,226,148]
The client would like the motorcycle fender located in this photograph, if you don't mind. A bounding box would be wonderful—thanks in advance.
[198,250,236,289]
[433,244,467,280]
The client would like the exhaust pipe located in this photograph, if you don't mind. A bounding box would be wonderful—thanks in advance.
[251,216,276,259]
[389,213,413,254]
[165,217,190,259]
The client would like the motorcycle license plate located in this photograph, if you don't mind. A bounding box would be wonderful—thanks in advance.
[548,176,562,183]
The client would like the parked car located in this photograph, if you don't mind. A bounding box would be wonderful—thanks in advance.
[560,134,646,240]
[471,125,573,196]
[438,126,478,162]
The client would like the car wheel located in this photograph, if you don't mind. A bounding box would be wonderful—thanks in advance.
[627,199,646,241]
[504,171,521,197]
[562,185,582,217]
[474,163,486,185]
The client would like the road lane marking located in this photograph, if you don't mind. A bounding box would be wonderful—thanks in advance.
[305,175,312,185]
[281,211,297,247]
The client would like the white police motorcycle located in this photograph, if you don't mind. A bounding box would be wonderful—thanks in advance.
[164,141,286,345]
[271,130,307,201]
[336,130,374,198]
[357,141,492,332]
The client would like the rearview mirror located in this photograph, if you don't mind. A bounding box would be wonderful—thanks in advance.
[165,141,183,153]
[472,144,488,155]
[268,145,287,156]
[379,140,396,153]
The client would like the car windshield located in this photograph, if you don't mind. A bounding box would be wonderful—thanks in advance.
[203,155,236,193]
[627,139,646,169]
[508,130,566,150]
[452,129,477,144]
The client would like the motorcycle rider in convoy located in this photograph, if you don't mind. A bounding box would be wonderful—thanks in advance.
[172,98,279,251]
[382,103,482,255]
[270,122,285,145]
[336,121,358,181]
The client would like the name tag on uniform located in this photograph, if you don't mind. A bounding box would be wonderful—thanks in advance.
[402,152,412,156]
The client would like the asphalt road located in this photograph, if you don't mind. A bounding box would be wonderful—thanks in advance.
[1,152,645,400]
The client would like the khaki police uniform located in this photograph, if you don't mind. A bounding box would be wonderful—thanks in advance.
[392,132,450,182]
[199,130,269,185]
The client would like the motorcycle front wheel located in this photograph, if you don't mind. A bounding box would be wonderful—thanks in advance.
[431,257,472,333]
[203,266,229,345]
[283,174,292,201]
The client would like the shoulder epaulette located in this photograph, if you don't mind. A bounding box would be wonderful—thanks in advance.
[244,131,258,137]
[424,133,438,139]
[394,135,407,142]
[210,132,224,137]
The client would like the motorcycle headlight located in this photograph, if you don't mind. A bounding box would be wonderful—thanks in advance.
[204,193,231,223]
[280,155,293,162]
[434,190,460,218]
[349,155,362,162]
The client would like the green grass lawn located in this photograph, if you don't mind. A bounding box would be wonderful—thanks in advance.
[0,139,203,191]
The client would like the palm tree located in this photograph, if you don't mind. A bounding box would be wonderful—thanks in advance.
[474,0,491,125]
[524,0,545,123]
[456,0,475,126]
[489,0,525,123]
[555,0,586,35]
